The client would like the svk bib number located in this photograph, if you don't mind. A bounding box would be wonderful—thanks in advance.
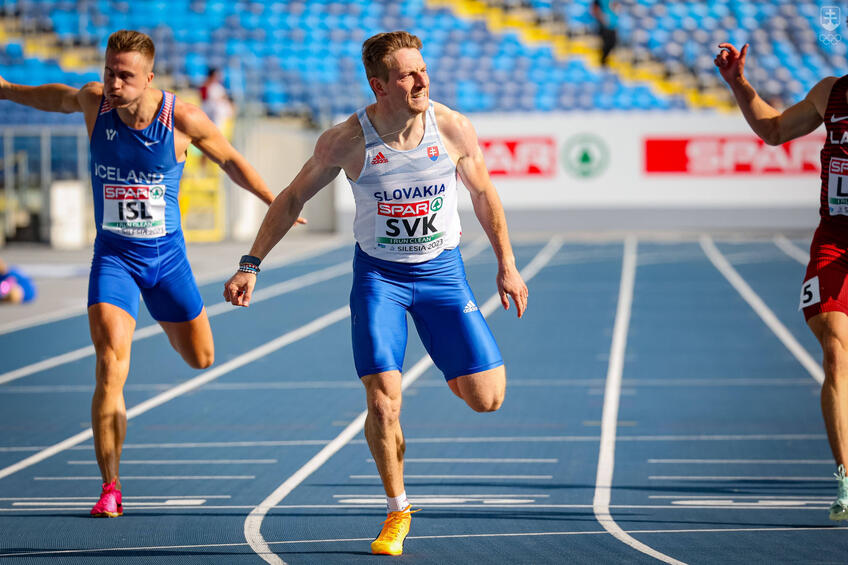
[102,184,166,238]
[375,197,445,254]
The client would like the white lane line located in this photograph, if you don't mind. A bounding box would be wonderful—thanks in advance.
[67,459,277,465]
[348,474,553,480]
[649,475,833,481]
[244,236,565,565]
[773,235,809,265]
[366,458,558,463]
[648,459,832,464]
[34,475,255,480]
[700,236,824,385]
[401,433,828,443]
[338,497,536,504]
[0,440,332,452]
[0,261,352,386]
[0,381,366,394]
[13,499,207,506]
[332,493,551,498]
[617,433,826,441]
[622,378,814,387]
[593,236,684,565]
[0,304,87,336]
[650,494,832,499]
[0,503,834,513]
[2,525,841,559]
[0,238,350,336]
[0,306,350,481]
[0,495,231,500]
[0,433,829,454]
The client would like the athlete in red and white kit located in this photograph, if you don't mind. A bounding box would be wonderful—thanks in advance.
[716,42,848,520]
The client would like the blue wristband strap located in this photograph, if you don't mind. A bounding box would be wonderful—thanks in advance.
[239,254,261,275]
[240,255,262,267]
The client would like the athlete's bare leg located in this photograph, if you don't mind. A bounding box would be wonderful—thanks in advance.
[89,303,136,489]
[447,365,505,413]
[808,311,848,468]
[158,307,214,369]
[362,371,405,497]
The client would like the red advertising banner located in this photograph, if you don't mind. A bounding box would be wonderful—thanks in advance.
[644,135,824,175]
[480,137,557,177]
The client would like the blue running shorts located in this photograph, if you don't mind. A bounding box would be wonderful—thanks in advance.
[88,231,204,322]
[350,244,503,380]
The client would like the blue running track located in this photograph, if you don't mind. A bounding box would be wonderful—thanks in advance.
[0,233,846,564]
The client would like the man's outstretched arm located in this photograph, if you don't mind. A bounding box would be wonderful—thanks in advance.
[715,43,829,145]
[0,74,90,113]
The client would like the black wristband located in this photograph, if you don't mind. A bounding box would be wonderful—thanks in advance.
[240,254,262,267]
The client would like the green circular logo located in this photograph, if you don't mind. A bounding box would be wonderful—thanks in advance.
[150,185,165,200]
[431,197,443,211]
[561,134,609,179]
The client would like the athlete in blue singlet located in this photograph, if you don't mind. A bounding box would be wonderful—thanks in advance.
[225,31,529,556]
[0,29,282,517]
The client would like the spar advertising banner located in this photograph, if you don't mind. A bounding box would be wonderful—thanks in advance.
[334,112,825,212]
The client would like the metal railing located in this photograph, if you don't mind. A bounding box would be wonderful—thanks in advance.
[1,125,89,241]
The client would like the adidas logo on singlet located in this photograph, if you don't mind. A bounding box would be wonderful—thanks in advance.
[371,152,388,165]
[463,300,478,313]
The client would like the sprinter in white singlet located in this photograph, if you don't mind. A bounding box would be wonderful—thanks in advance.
[224,31,528,557]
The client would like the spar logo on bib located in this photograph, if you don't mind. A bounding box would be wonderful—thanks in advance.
[427,146,439,161]
[104,185,164,200]
[378,200,430,217]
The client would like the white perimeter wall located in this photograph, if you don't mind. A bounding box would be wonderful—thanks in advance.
[333,111,825,231]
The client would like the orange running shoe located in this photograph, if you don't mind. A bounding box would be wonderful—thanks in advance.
[371,506,418,556]
[90,480,122,518]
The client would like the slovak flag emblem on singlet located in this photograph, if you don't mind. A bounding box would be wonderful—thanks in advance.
[427,146,439,161]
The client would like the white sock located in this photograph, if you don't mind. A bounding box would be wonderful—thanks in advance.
[386,491,409,513]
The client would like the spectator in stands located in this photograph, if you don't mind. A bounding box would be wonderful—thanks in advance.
[591,0,619,67]
[0,258,36,304]
[715,41,848,524]
[199,68,233,133]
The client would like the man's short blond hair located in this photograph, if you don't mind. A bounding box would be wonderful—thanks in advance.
[106,30,155,63]
[361,31,422,82]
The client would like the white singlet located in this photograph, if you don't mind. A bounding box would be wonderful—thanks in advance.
[349,102,462,263]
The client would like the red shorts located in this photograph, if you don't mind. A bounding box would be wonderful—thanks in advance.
[802,222,848,321]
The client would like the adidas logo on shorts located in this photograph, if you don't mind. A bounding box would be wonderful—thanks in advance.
[371,152,388,165]
[463,300,478,313]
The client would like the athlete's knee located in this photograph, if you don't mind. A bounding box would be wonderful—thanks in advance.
[184,350,213,369]
[184,343,214,369]
[367,391,401,428]
[94,350,130,389]
[178,338,214,369]
[465,390,504,413]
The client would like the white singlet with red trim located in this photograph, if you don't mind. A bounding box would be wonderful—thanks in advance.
[349,102,462,263]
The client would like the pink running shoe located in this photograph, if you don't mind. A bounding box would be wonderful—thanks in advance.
[90,480,122,518]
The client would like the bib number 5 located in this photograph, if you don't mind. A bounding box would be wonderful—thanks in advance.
[799,276,821,310]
